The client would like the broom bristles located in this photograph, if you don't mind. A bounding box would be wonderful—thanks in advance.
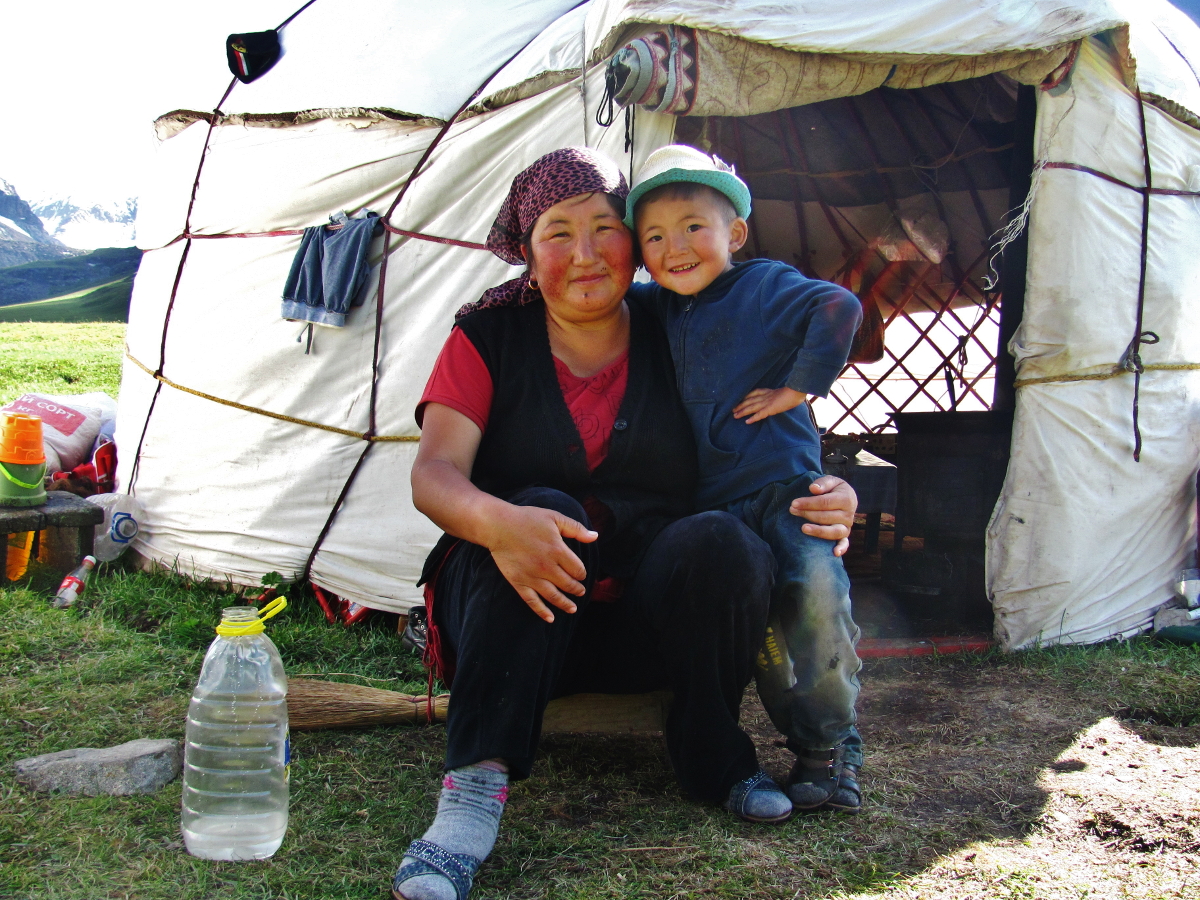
[287,678,449,730]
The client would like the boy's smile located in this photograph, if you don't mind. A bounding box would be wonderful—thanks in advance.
[635,193,748,296]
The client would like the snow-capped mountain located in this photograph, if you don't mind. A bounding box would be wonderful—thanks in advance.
[32,196,137,250]
[0,179,75,268]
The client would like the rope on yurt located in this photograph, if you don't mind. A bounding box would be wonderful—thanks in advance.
[299,28,555,583]
[1121,90,1159,462]
[128,0,328,493]
[123,351,420,441]
[128,74,239,495]
[175,225,488,251]
[1014,362,1200,388]
[1011,154,1200,399]
[1042,161,1200,197]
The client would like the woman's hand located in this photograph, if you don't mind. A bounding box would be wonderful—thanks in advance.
[733,387,808,424]
[790,475,858,557]
[487,505,598,623]
[412,403,599,623]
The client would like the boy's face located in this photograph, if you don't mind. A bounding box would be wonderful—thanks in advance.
[636,191,748,296]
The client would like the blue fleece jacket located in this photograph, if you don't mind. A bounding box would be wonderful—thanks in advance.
[629,258,861,509]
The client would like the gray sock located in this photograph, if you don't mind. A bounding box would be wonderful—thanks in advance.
[397,762,509,900]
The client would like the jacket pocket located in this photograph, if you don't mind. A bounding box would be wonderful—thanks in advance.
[688,399,741,476]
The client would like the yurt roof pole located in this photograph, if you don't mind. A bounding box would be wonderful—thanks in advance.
[928,86,997,236]
[768,114,813,275]
[777,108,854,252]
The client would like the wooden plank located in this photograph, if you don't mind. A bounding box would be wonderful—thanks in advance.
[542,691,672,734]
[0,491,103,532]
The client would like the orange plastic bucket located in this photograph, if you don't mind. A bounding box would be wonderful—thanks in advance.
[6,531,33,581]
[0,413,45,465]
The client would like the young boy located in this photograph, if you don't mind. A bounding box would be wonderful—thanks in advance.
[625,145,865,816]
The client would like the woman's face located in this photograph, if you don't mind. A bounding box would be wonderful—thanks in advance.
[524,192,635,324]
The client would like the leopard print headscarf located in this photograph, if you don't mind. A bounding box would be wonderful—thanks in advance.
[456,147,628,320]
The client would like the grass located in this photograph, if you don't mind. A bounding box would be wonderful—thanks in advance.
[0,278,133,324]
[0,322,125,405]
[0,321,1197,897]
[0,570,432,900]
[1,567,1197,899]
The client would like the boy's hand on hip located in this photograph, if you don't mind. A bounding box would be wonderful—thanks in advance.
[733,387,808,424]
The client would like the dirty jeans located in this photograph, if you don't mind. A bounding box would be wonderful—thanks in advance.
[720,473,863,767]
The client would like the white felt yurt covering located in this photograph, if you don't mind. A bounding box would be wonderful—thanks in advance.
[117,0,1200,649]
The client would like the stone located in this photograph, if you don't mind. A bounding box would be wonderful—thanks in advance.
[14,738,182,796]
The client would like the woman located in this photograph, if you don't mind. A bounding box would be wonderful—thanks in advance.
[394,148,857,900]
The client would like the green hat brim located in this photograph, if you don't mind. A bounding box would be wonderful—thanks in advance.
[624,168,752,230]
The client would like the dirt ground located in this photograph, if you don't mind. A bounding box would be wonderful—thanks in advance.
[737,659,1200,899]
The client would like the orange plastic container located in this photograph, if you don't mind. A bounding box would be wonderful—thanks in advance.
[6,531,33,581]
[0,413,45,465]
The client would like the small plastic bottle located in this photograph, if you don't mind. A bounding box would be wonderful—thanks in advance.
[52,556,97,608]
[182,598,289,860]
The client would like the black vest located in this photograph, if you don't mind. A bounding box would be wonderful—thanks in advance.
[422,297,698,582]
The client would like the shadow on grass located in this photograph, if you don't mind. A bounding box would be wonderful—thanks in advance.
[1,567,1198,899]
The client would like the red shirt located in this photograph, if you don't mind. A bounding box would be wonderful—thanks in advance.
[418,327,629,472]
[418,327,630,603]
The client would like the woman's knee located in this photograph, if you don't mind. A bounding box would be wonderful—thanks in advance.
[661,511,775,593]
[685,511,772,568]
[506,486,589,527]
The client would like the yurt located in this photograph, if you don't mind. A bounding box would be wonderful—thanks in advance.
[119,0,1200,649]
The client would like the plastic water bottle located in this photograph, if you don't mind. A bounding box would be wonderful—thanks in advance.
[84,493,142,562]
[182,598,290,860]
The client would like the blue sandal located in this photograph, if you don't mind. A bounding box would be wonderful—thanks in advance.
[392,838,481,900]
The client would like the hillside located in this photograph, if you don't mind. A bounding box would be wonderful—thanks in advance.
[0,277,132,323]
[0,247,141,306]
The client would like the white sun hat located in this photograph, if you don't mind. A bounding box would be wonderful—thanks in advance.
[624,144,752,229]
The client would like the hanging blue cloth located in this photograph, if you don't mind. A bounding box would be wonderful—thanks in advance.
[282,211,383,327]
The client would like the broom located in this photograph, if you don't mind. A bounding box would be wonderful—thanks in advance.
[287,678,449,730]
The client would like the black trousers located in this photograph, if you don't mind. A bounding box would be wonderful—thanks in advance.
[431,486,774,803]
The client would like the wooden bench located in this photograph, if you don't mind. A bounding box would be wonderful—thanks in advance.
[1,491,103,586]
[542,691,672,734]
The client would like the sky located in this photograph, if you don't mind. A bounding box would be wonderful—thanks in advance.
[2,1,298,203]
[5,1,1200,206]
